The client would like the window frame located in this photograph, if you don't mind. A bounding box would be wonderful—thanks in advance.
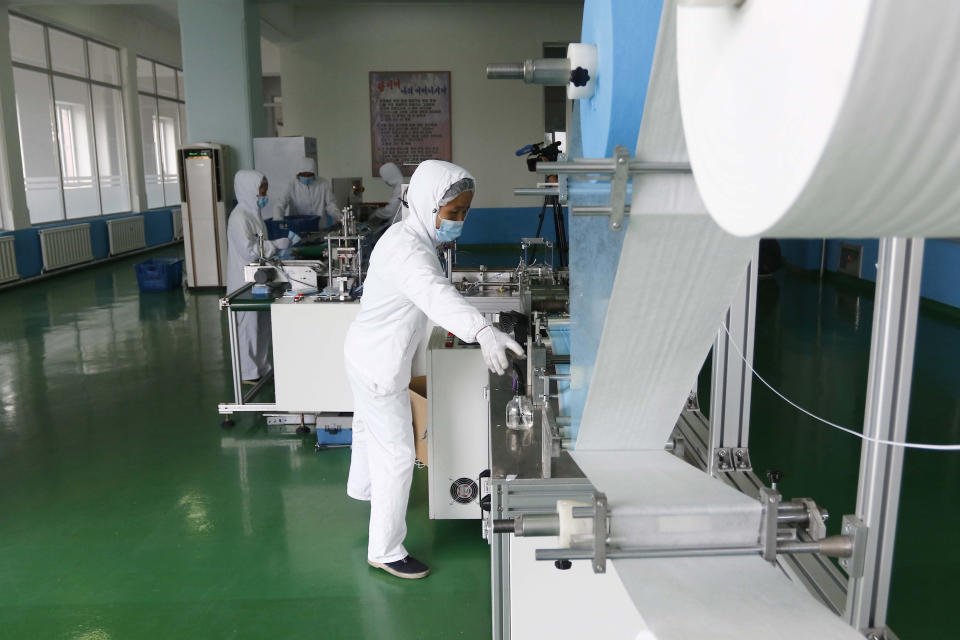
[10,13,128,223]
[136,55,187,210]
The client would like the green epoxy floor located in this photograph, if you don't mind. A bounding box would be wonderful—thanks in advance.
[1,248,957,638]
[0,246,490,639]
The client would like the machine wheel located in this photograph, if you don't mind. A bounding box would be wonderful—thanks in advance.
[221,417,235,429]
[296,425,311,436]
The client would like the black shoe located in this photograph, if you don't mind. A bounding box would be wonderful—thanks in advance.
[368,556,430,579]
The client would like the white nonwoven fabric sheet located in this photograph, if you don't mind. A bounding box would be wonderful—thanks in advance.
[677,0,960,237]
[614,556,863,640]
[576,0,755,451]
[571,451,761,549]
[574,450,862,640]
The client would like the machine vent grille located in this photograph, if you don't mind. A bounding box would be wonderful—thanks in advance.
[450,478,479,504]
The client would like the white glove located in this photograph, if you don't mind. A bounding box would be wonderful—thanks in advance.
[272,237,291,250]
[476,325,525,375]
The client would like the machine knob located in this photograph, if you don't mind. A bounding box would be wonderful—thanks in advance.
[554,560,572,571]
[253,268,274,284]
[766,469,783,489]
[480,495,491,512]
[570,66,590,87]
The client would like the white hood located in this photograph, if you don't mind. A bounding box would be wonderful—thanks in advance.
[379,162,403,188]
[402,160,475,248]
[234,169,265,214]
[296,157,317,175]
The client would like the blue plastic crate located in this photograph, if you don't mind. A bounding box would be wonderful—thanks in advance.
[316,426,352,448]
[135,258,184,292]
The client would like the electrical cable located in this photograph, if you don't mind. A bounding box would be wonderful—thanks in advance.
[721,322,960,451]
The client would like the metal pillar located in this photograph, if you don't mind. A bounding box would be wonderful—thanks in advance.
[845,238,924,637]
[709,250,759,475]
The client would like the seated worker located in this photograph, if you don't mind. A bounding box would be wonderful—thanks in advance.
[343,160,524,580]
[276,157,341,227]
[226,170,291,383]
[371,162,405,222]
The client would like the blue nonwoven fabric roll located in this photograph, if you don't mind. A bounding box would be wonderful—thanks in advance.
[578,0,664,158]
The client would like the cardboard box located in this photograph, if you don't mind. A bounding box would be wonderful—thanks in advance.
[409,376,428,466]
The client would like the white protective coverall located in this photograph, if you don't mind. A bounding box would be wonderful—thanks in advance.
[344,160,489,563]
[372,162,405,221]
[276,157,341,227]
[226,170,287,380]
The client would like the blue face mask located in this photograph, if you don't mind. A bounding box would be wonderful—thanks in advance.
[257,195,269,209]
[435,218,464,243]
[298,176,315,186]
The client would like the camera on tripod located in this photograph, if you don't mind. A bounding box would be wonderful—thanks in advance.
[516,141,563,172]
[515,141,567,266]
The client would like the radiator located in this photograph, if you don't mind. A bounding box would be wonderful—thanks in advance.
[107,217,146,255]
[0,236,19,283]
[39,224,93,272]
[171,208,183,240]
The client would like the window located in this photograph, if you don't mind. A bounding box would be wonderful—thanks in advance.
[9,15,129,223]
[137,56,187,209]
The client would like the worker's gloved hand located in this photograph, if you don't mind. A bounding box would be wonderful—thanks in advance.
[277,248,293,260]
[288,230,302,246]
[273,237,291,251]
[476,325,525,375]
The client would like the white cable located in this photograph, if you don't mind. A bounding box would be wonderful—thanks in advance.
[720,322,960,451]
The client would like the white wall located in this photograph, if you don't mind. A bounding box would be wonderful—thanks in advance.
[15,5,181,67]
[261,37,282,76]
[280,3,582,206]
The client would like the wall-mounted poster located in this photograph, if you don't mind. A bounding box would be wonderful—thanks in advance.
[370,71,451,177]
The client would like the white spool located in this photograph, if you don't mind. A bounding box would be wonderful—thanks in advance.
[677,0,960,237]
[556,499,593,548]
[566,43,598,100]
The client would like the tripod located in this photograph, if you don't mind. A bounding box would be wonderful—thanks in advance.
[535,194,568,267]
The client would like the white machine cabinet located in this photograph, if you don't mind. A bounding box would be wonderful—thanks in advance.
[426,327,490,520]
[178,143,228,288]
[271,299,360,412]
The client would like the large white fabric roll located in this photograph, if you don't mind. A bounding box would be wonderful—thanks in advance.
[677,0,960,237]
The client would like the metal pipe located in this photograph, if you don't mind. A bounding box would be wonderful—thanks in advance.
[486,59,570,85]
[227,305,243,404]
[514,513,560,537]
[537,160,691,174]
[486,62,524,80]
[492,519,516,534]
[536,545,761,562]
[514,188,560,197]
[571,206,627,217]
[779,535,853,558]
[777,513,811,525]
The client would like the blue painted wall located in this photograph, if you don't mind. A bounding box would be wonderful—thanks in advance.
[1,208,180,280]
[459,207,568,245]
[780,238,960,309]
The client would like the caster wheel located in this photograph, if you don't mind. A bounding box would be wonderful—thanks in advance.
[296,425,311,436]
[221,418,235,429]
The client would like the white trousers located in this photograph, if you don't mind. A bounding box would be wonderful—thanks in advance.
[237,311,271,380]
[345,364,415,564]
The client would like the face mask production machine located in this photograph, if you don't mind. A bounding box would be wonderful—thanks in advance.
[218,205,370,434]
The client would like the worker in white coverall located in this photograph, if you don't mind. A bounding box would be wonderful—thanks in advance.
[226,170,291,383]
[344,160,524,579]
[371,162,405,222]
[276,157,341,227]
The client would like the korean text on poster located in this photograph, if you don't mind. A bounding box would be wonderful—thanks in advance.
[370,71,451,177]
